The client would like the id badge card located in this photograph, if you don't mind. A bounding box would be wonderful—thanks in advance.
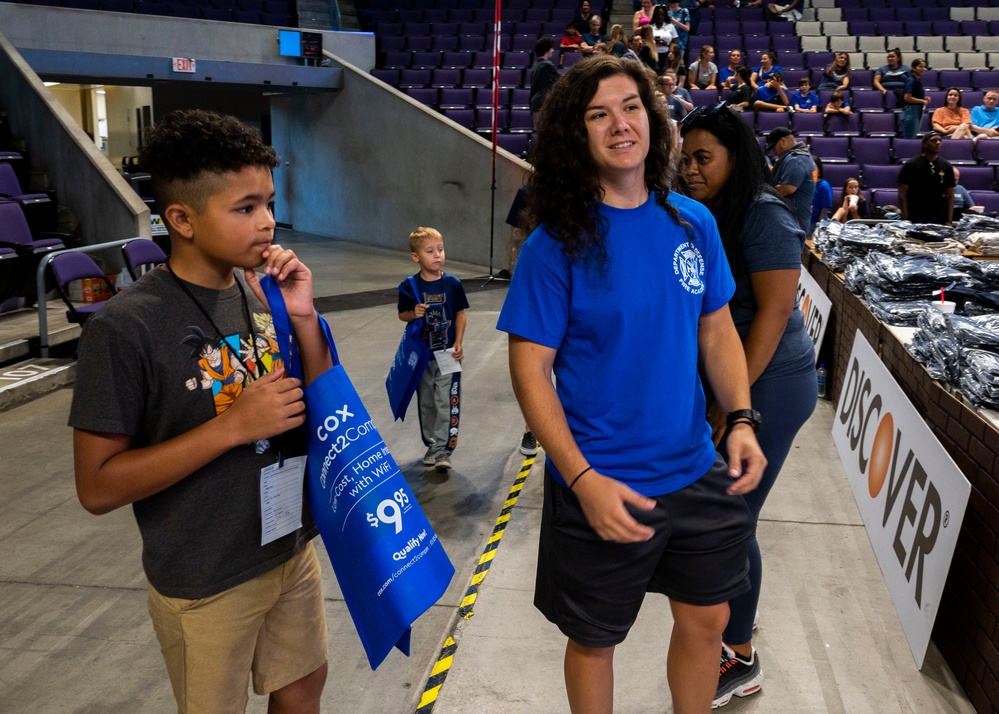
[259,455,306,545]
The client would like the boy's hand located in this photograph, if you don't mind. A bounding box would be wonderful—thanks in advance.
[244,244,316,323]
[413,303,428,319]
[452,341,463,361]
[221,368,305,444]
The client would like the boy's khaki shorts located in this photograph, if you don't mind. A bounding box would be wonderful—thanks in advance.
[147,541,328,714]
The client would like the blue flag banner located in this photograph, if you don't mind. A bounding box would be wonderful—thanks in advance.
[261,276,455,669]
[385,276,432,421]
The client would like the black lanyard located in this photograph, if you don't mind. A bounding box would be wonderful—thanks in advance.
[166,260,264,381]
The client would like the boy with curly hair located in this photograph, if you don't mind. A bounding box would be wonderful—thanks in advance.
[70,109,331,713]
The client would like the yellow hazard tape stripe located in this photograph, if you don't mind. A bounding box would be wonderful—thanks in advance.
[416,637,458,713]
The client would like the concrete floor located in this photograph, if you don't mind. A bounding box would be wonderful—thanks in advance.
[0,231,976,713]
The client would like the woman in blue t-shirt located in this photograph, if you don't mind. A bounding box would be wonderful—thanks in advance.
[680,102,817,708]
[750,51,782,90]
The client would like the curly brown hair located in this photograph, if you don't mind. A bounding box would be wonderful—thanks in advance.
[140,109,278,210]
[522,55,683,263]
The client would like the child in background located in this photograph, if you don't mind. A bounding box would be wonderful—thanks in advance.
[791,77,819,112]
[70,109,331,713]
[824,90,853,115]
[398,227,469,472]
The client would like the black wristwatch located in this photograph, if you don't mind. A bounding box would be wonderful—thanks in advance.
[726,408,762,433]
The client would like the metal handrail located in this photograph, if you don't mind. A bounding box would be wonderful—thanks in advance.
[35,238,140,357]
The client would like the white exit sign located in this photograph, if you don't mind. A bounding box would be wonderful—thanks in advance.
[172,57,196,73]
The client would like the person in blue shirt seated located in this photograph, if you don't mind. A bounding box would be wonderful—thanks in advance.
[753,72,789,112]
[823,90,852,116]
[717,49,743,90]
[581,15,608,55]
[791,77,819,112]
[750,51,781,90]
[971,89,999,143]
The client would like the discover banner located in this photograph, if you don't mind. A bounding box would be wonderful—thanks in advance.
[832,331,970,668]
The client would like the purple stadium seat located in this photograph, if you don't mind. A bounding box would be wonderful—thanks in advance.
[756,111,790,136]
[381,51,410,70]
[969,191,999,214]
[410,52,442,69]
[891,138,922,163]
[434,35,459,51]
[861,164,900,190]
[202,7,231,20]
[851,90,885,113]
[973,71,999,91]
[560,53,584,70]
[905,21,932,36]
[826,112,862,137]
[869,8,895,22]
[0,201,64,253]
[101,0,134,10]
[398,9,422,23]
[471,51,494,69]
[429,68,462,88]
[938,139,977,166]
[497,132,530,158]
[463,69,492,88]
[403,22,430,36]
[782,69,808,88]
[822,163,861,188]
[939,71,972,90]
[510,88,531,109]
[791,112,826,137]
[407,87,439,108]
[431,22,458,35]
[851,70,873,87]
[121,239,167,281]
[458,35,486,52]
[423,9,447,23]
[438,88,473,109]
[715,20,739,35]
[406,36,433,51]
[922,8,948,22]
[458,22,487,36]
[860,112,898,137]
[370,68,399,85]
[514,20,541,36]
[871,188,899,209]
[524,7,550,22]
[810,136,851,164]
[511,35,537,51]
[443,109,475,130]
[742,21,767,35]
[476,108,505,133]
[805,52,833,70]
[772,35,799,54]
[955,166,995,192]
[399,69,431,88]
[780,52,804,70]
[934,21,960,36]
[504,51,531,69]
[961,21,988,36]
[50,252,116,324]
[689,36,714,53]
[689,89,719,106]
[449,9,473,22]
[498,69,524,88]
[743,36,771,54]
[975,139,999,165]
[877,21,904,36]
[375,21,401,35]
[441,52,472,69]
[231,8,260,22]
[507,109,535,134]
[848,21,877,36]
[963,91,985,109]
[851,137,892,166]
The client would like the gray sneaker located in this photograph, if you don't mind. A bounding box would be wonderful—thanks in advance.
[423,447,436,466]
[434,451,452,472]
[519,431,539,456]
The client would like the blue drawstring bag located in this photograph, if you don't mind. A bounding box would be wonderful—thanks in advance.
[261,276,454,669]
[385,276,432,421]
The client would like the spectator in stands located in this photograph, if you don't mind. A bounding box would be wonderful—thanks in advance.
[504,54,763,714]
[679,103,815,710]
[71,109,331,714]
[683,0,713,36]
[830,177,870,222]
[729,67,755,111]
[562,23,584,53]
[608,23,629,56]
[901,58,930,139]
[581,16,609,55]
[651,6,678,72]
[666,69,693,107]
[873,48,908,99]
[659,72,692,119]
[750,51,781,91]
[791,77,819,112]
[572,0,596,35]
[951,168,980,220]
[811,157,833,233]
[687,44,718,90]
[971,90,999,143]
[766,0,801,22]
[718,49,744,90]
[667,0,691,55]
[932,88,974,140]
[817,52,851,92]
[823,90,852,116]
[633,0,654,32]
[628,31,657,70]
[530,39,560,124]
[767,126,816,231]
[753,72,789,112]
[593,42,611,55]
[662,40,688,85]
[898,132,955,225]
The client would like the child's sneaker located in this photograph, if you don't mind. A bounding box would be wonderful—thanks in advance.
[713,645,763,709]
[519,431,539,456]
[434,451,452,472]
[423,447,437,467]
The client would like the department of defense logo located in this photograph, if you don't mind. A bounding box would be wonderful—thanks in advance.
[672,242,705,294]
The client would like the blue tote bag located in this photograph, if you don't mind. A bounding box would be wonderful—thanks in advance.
[261,276,454,669]
[385,276,432,421]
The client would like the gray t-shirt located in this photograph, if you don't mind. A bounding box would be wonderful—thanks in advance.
[69,267,316,599]
[773,145,816,233]
[728,193,815,378]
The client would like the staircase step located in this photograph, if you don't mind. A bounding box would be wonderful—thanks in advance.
[0,357,75,412]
